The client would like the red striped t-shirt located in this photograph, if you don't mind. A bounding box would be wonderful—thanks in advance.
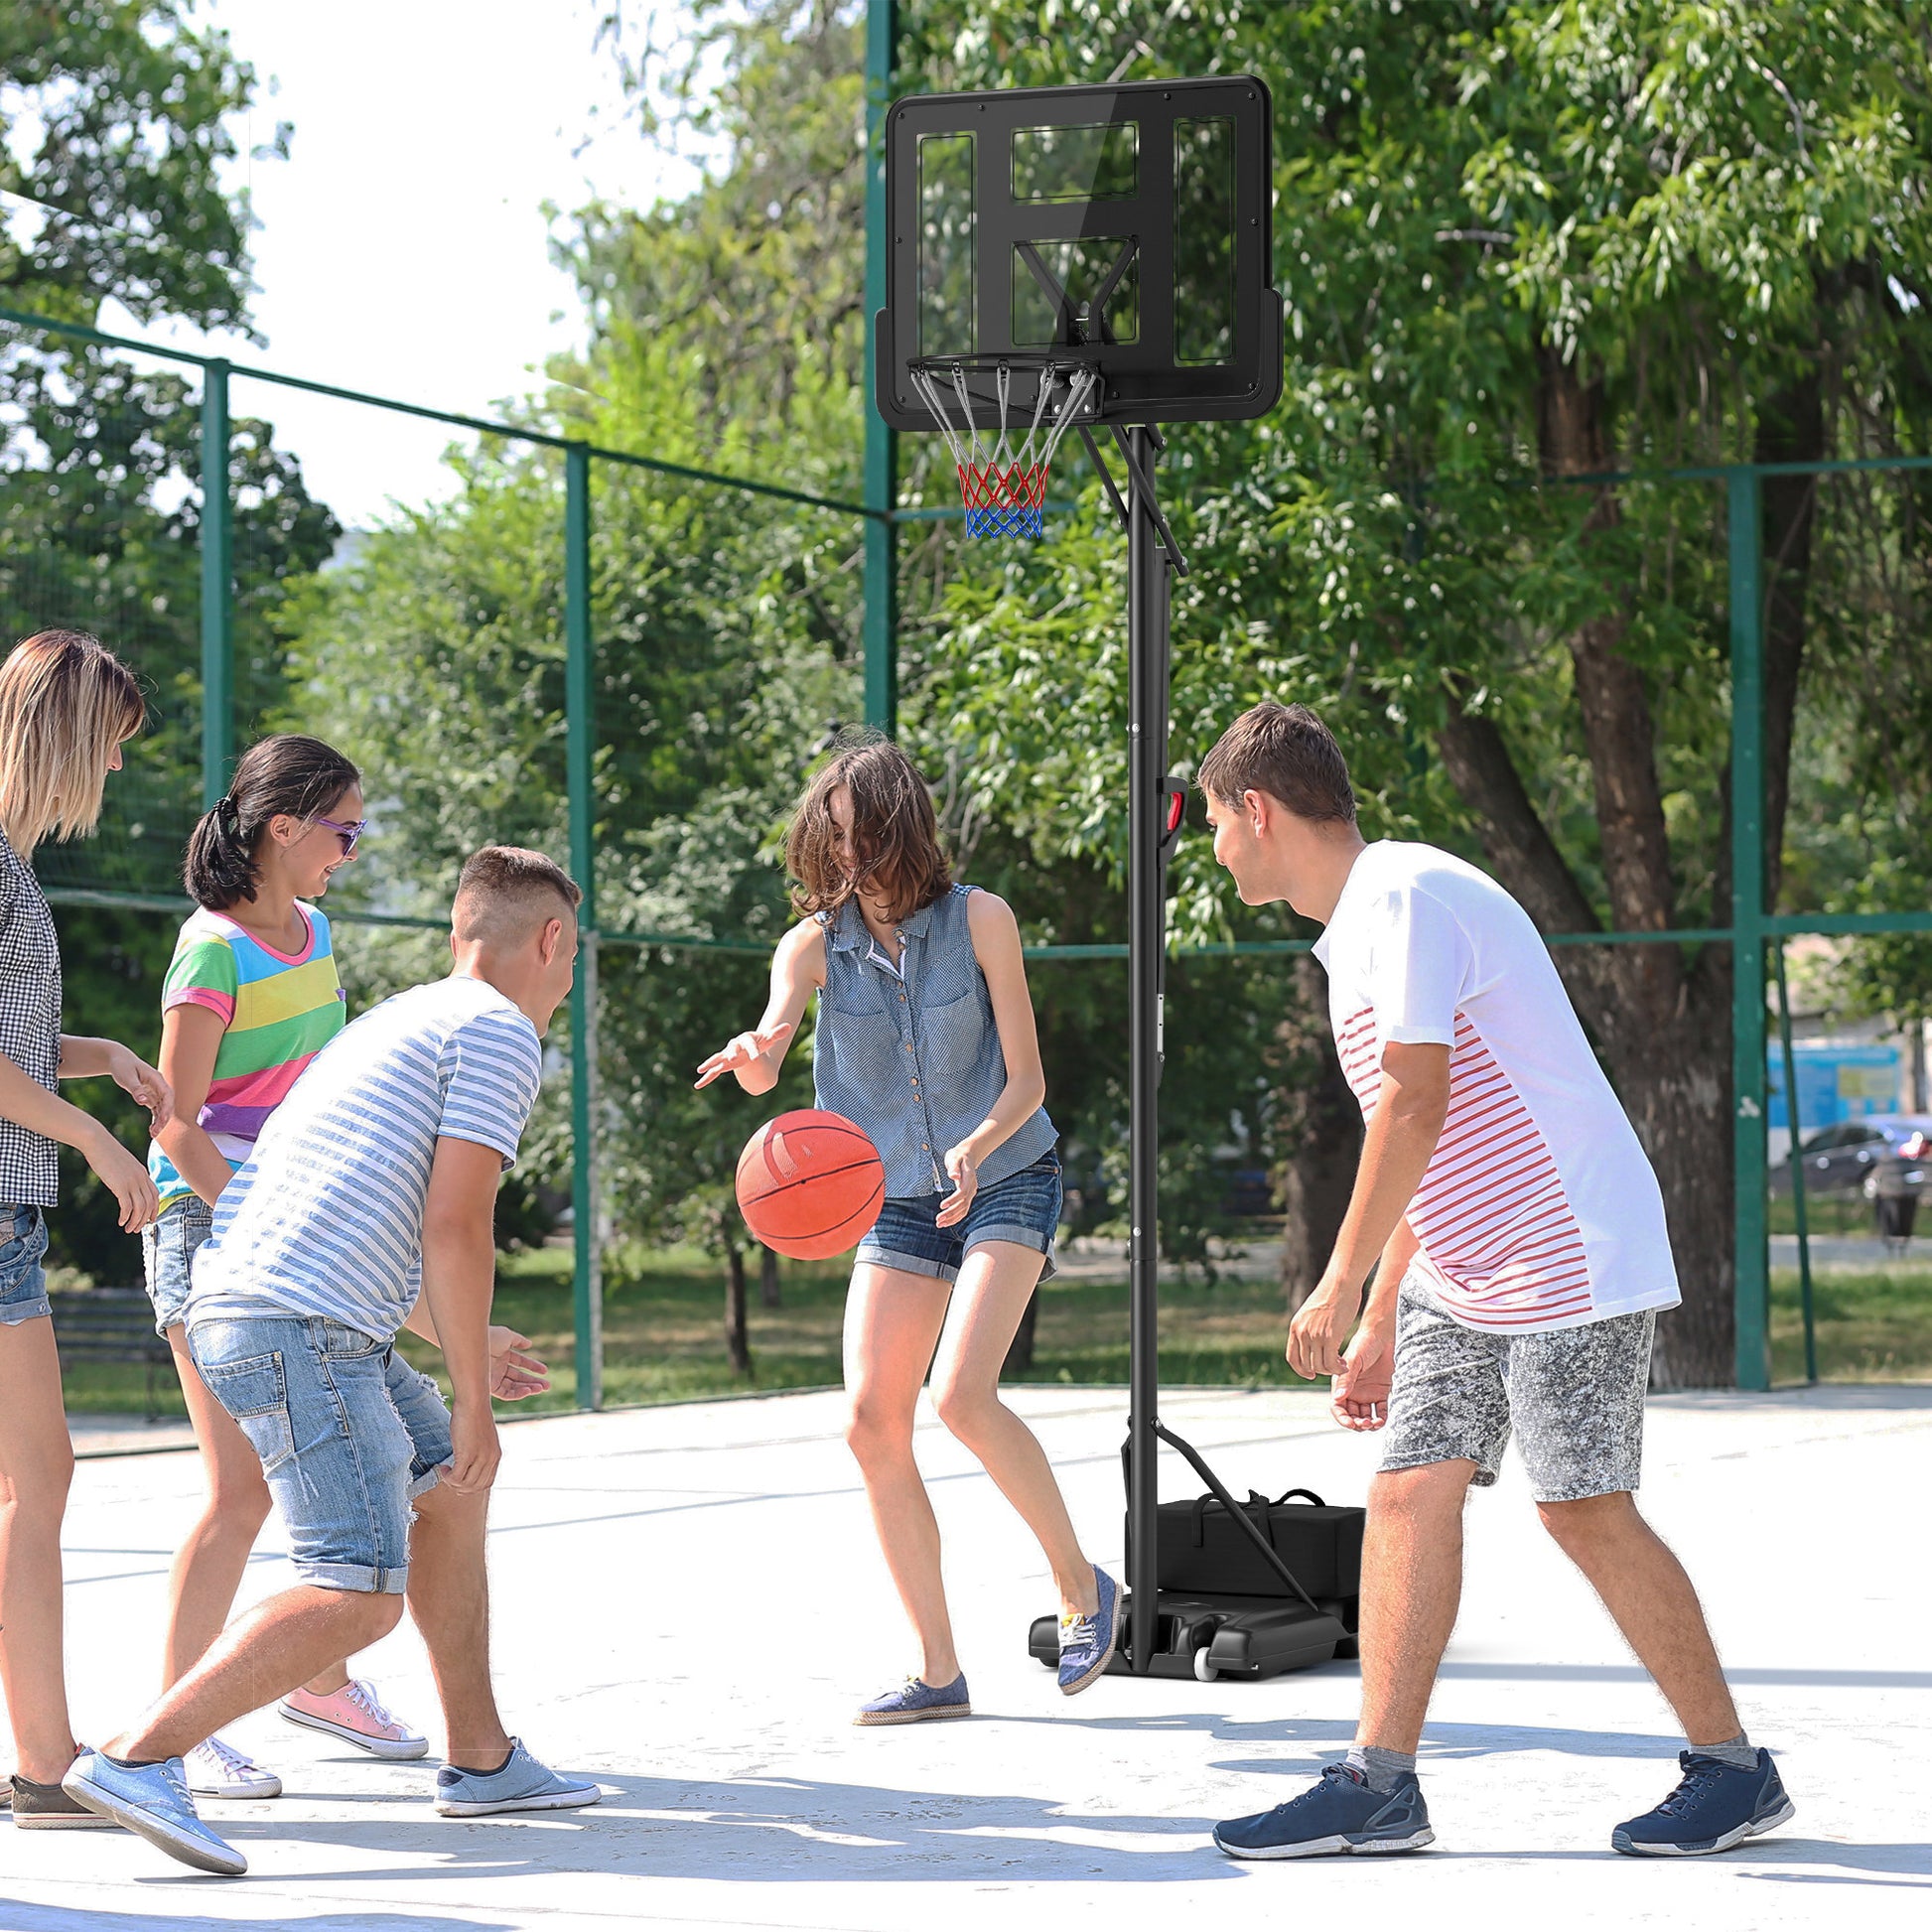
[1315,842,1680,1333]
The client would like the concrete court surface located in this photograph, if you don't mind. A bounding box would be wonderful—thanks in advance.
[8,1382,1930,1931]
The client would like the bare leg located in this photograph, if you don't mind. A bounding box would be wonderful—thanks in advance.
[843,1264,958,1684]
[404,1477,510,1767]
[109,1587,401,1763]
[1354,1460,1476,1755]
[163,1324,351,1698]
[1538,1491,1742,1745]
[0,1315,79,1784]
[928,1242,1098,1620]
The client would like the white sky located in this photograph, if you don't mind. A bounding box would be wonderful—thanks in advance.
[97,0,698,527]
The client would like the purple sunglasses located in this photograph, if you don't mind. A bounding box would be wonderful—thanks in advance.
[309,813,368,857]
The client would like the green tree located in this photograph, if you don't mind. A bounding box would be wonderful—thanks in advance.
[0,3,328,1274]
[900,0,1932,1384]
[0,0,276,329]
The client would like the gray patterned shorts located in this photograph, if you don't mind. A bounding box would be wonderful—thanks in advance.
[1378,1274,1655,1502]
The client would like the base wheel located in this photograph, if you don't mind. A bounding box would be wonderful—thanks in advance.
[1192,1646,1219,1683]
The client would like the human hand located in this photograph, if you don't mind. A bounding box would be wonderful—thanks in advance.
[488,1325,550,1401]
[1287,1272,1361,1380]
[108,1043,174,1132]
[693,1023,794,1090]
[445,1402,501,1494]
[934,1145,979,1227]
[82,1121,160,1231]
[1330,1324,1394,1432]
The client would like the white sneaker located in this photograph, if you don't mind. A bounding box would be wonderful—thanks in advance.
[183,1734,283,1800]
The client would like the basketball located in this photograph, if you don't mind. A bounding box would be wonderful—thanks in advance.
[736,1109,885,1261]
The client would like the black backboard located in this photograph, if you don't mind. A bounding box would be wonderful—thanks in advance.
[877,75,1280,432]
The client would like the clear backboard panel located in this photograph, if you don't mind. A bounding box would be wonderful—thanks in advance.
[877,76,1280,432]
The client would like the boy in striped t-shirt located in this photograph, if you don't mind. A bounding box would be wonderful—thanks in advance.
[1195,703,1790,1863]
[69,848,600,1875]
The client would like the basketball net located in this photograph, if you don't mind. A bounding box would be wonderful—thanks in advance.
[908,359,1100,539]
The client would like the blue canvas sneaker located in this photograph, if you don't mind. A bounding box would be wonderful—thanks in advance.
[854,1673,972,1725]
[1056,1565,1122,1696]
[61,1749,246,1875]
[1611,1748,1794,1857]
[1214,1763,1435,1860]
[434,1739,602,1818]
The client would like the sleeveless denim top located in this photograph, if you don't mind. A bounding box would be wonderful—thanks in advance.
[814,883,1056,1199]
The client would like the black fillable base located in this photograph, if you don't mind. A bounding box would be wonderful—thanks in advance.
[1029,1591,1358,1683]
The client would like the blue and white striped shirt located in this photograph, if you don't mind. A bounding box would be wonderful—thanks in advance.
[185,974,544,1338]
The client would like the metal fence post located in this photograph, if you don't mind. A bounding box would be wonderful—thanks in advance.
[1771,942,1818,1383]
[1728,466,1771,1391]
[565,444,603,1411]
[200,359,233,807]
[862,0,898,735]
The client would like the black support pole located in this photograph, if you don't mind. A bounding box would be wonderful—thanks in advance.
[1125,425,1173,1671]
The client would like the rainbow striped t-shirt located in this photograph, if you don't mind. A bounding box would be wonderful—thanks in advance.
[148,904,346,1208]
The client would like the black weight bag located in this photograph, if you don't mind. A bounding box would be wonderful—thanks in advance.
[1032,1439,1365,1682]
[1157,1486,1364,1601]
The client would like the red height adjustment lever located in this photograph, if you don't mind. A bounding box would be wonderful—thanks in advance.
[1160,777,1186,850]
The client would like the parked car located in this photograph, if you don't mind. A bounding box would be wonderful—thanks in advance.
[1769,1114,1932,1197]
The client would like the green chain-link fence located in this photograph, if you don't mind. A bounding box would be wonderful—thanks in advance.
[5,301,1931,1402]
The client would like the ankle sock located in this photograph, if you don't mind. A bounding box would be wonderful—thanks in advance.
[451,1748,514,1778]
[102,1752,166,1770]
[1694,1731,1757,1771]
[1344,1744,1418,1793]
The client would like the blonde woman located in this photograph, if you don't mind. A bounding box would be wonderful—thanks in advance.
[0,629,172,1828]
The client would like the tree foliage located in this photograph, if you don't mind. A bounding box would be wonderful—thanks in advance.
[897,0,1932,1382]
[0,0,276,331]
[0,4,328,1275]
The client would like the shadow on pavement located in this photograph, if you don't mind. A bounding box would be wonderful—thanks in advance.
[0,1905,508,1932]
[108,1771,1237,1888]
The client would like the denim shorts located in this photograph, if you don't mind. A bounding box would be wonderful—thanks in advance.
[0,1203,51,1326]
[141,1193,214,1335]
[857,1151,1063,1285]
[188,1315,455,1593]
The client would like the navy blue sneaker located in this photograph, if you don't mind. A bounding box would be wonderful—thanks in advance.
[1056,1566,1121,1695]
[1611,1748,1794,1857]
[1214,1763,1434,1859]
[854,1674,971,1726]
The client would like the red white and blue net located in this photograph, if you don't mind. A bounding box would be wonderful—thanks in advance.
[907,359,1099,539]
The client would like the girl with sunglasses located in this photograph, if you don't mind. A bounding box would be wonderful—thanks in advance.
[143,733,425,1798]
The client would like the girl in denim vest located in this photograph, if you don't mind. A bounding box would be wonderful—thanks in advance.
[698,739,1119,1722]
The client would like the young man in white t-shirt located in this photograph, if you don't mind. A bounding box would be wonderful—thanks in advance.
[1197,701,1790,1862]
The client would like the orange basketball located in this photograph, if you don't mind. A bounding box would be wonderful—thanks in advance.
[736,1109,886,1261]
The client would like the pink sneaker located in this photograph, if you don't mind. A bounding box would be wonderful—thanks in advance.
[276,1680,429,1760]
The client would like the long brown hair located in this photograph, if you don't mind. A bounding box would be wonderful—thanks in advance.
[785,736,952,924]
[0,629,145,856]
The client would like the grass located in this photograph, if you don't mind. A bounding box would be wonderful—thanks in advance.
[57,1245,1932,1418]
[1769,1267,1932,1383]
[1767,1192,1910,1238]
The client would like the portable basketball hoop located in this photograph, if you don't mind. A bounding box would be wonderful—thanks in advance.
[878,77,1346,1682]
[907,353,1099,538]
